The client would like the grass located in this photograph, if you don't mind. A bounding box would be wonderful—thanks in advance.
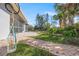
[34,31,79,46]
[34,32,64,44]
[7,43,53,56]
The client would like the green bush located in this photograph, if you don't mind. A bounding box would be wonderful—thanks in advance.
[63,29,77,37]
[55,28,64,34]
[74,23,79,36]
[64,26,75,30]
[74,22,79,30]
[48,27,57,37]
[64,37,79,45]
[62,26,79,45]
[48,27,57,33]
[48,26,77,37]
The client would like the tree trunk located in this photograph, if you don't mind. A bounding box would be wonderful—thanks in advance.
[63,19,67,28]
[69,17,74,26]
[59,20,64,28]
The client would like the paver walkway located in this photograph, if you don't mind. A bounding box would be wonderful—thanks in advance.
[17,32,79,56]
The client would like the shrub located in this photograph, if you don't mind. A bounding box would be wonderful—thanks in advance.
[64,37,79,45]
[48,27,57,37]
[63,29,77,37]
[48,27,57,33]
[64,26,75,30]
[74,22,79,30]
[55,28,64,34]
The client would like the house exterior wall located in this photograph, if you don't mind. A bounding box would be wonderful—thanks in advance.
[0,9,10,40]
[0,3,28,55]
[0,8,10,56]
[0,3,28,33]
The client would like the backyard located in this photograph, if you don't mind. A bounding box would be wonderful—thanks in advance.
[8,3,79,56]
[1,3,79,56]
[7,31,79,56]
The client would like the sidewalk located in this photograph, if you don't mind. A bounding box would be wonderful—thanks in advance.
[17,32,79,56]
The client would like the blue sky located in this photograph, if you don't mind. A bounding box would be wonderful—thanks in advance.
[19,3,79,27]
[19,3,58,26]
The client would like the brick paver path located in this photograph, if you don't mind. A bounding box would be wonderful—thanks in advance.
[17,32,79,56]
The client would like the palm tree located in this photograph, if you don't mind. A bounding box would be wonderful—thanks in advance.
[53,12,65,28]
[54,3,79,27]
[66,3,76,26]
[54,4,67,28]
[60,3,79,26]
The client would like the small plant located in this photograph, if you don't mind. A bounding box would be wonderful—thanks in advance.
[48,27,57,37]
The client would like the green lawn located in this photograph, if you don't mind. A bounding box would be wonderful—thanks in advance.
[34,31,79,46]
[7,43,53,56]
[34,32,64,44]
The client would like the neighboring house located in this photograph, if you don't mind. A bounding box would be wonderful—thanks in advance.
[0,3,28,55]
